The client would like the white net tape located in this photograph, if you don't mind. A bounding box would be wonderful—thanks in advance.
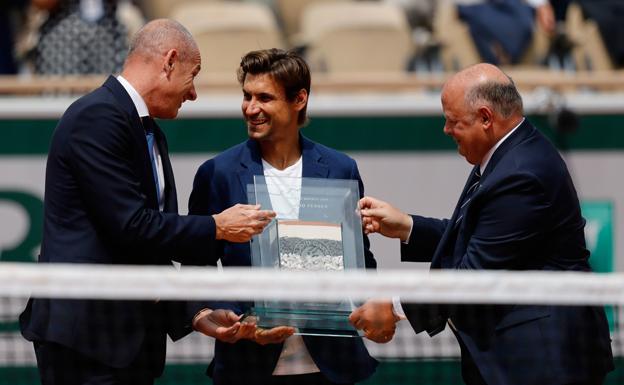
[0,262,622,376]
[1,262,623,305]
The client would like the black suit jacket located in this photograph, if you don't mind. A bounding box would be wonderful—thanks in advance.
[400,120,614,385]
[185,136,378,384]
[20,76,216,375]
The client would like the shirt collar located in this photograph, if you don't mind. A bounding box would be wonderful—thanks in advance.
[116,75,149,118]
[480,117,525,175]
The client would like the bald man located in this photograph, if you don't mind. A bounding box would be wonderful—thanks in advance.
[350,64,613,385]
[19,19,272,385]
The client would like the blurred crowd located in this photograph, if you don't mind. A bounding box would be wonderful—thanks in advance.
[1,0,623,76]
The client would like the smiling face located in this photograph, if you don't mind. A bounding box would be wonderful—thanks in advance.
[151,48,201,119]
[241,73,306,143]
[441,82,491,165]
[163,51,201,118]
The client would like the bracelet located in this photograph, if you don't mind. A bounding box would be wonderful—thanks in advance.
[192,308,213,330]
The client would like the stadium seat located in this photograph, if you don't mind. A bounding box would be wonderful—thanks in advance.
[143,0,167,19]
[298,1,413,73]
[171,2,284,74]
[433,0,480,72]
[275,0,340,41]
[565,3,614,71]
[146,0,216,19]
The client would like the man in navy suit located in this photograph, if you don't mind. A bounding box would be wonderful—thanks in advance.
[187,49,379,385]
[19,19,273,385]
[350,63,613,385]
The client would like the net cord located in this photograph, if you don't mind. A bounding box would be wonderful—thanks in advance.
[1,263,623,305]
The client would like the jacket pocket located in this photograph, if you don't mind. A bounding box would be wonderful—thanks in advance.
[495,305,550,332]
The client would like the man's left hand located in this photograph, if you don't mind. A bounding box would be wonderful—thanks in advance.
[252,326,296,345]
[193,309,257,343]
[349,299,399,343]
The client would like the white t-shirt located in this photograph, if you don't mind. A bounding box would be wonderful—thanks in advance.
[262,157,320,376]
[262,157,303,220]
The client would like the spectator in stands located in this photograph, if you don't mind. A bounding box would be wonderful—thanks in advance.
[19,19,273,385]
[455,0,555,65]
[350,63,614,385]
[32,0,130,74]
[0,0,28,74]
[385,0,556,69]
[186,48,379,385]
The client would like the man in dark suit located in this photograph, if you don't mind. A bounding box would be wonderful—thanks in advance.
[19,19,273,385]
[187,49,378,385]
[350,63,614,385]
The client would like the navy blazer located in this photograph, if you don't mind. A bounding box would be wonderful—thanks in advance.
[186,136,378,384]
[19,76,217,375]
[400,120,614,385]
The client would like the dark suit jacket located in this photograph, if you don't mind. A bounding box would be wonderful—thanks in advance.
[19,76,217,375]
[400,120,614,385]
[186,136,378,384]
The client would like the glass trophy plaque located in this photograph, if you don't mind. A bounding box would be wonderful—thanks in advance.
[247,176,366,337]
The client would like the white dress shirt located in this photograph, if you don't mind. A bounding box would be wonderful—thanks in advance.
[116,75,165,211]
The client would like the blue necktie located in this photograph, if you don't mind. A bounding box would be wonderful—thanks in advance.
[142,116,160,203]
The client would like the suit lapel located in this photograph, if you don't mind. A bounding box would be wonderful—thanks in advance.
[103,75,146,151]
[301,135,329,178]
[299,135,329,218]
[481,119,534,180]
[103,76,158,208]
[236,140,265,205]
[451,167,481,231]
[431,165,479,268]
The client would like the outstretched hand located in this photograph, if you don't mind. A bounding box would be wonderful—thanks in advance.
[359,196,413,241]
[193,309,257,343]
[252,325,296,345]
[213,204,276,242]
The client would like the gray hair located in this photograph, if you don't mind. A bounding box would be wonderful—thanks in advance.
[127,19,197,63]
[465,76,523,118]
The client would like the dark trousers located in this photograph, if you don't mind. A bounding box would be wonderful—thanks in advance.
[566,378,606,385]
[34,341,156,385]
[457,337,487,385]
[456,337,607,385]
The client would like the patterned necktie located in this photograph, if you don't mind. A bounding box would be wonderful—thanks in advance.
[142,116,160,203]
[455,168,481,226]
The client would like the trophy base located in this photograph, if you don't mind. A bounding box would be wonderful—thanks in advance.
[250,307,361,337]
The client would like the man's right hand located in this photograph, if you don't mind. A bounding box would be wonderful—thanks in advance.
[349,299,399,343]
[212,204,276,242]
[359,196,413,242]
